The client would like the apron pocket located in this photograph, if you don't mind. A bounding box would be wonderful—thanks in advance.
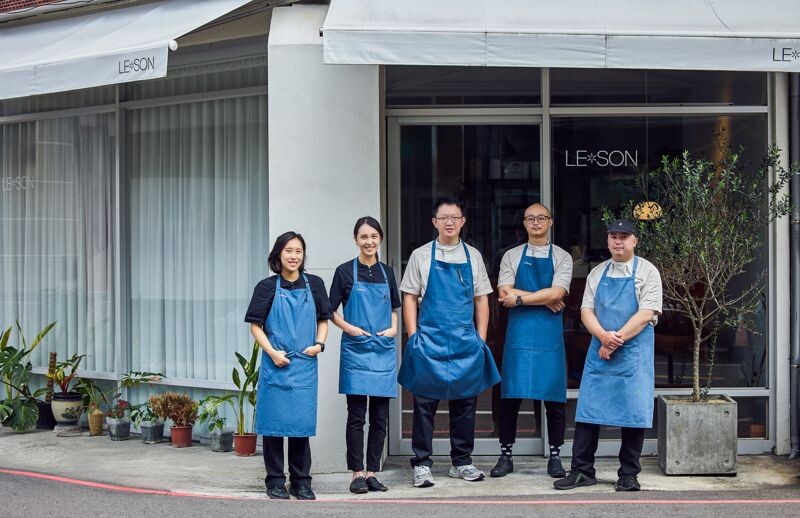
[587,343,639,377]
[264,361,293,387]
[448,324,481,360]
[289,352,317,388]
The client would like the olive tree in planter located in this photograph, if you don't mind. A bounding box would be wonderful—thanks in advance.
[612,143,793,475]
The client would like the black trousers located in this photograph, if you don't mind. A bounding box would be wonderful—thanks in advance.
[410,394,477,468]
[262,436,312,489]
[571,422,645,478]
[346,394,390,472]
[496,397,566,447]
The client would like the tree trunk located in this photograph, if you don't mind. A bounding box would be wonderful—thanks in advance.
[692,331,702,402]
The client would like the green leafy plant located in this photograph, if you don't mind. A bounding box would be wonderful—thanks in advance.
[149,392,198,427]
[77,370,163,417]
[47,353,85,394]
[0,321,56,431]
[231,341,259,435]
[197,394,234,433]
[606,141,794,401]
[130,401,159,426]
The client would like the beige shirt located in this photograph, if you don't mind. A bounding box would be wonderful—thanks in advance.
[581,256,663,325]
[497,242,573,293]
[400,239,493,300]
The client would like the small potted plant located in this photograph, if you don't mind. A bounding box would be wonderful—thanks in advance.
[197,395,234,452]
[231,341,260,456]
[106,399,131,441]
[76,377,113,436]
[130,401,164,444]
[149,392,197,448]
[47,353,85,426]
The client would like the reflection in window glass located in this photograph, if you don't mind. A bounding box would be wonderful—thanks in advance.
[552,115,768,390]
[387,66,541,106]
[550,69,767,106]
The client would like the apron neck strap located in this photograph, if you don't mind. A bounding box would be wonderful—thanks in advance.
[353,258,389,284]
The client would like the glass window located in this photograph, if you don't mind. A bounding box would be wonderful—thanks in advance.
[386,66,541,106]
[0,113,117,372]
[550,69,767,106]
[0,85,117,117]
[126,95,268,381]
[552,115,768,390]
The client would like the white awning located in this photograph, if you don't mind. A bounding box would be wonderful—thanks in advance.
[322,0,800,72]
[0,0,252,100]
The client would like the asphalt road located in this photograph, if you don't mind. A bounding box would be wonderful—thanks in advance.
[2,471,800,518]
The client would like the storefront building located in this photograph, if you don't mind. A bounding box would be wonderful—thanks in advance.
[1,0,798,470]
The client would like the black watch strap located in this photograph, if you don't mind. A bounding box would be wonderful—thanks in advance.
[314,341,325,352]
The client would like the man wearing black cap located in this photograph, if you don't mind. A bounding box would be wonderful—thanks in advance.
[554,219,662,492]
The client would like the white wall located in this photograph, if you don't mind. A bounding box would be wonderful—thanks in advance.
[268,4,381,472]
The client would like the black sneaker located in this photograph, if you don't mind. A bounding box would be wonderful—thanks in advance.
[615,475,641,491]
[553,470,597,490]
[289,484,316,500]
[489,456,513,477]
[547,456,566,478]
[365,476,388,492]
[266,485,290,499]
[349,476,368,494]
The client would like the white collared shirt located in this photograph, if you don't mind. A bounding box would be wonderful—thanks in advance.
[581,256,663,325]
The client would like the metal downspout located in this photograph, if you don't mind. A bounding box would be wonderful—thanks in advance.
[790,73,800,458]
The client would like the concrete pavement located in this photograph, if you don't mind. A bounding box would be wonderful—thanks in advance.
[1,427,798,500]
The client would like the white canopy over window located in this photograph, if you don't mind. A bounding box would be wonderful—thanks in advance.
[322,0,800,72]
[0,0,251,100]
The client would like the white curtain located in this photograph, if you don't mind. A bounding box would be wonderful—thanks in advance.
[0,113,117,371]
[127,95,268,381]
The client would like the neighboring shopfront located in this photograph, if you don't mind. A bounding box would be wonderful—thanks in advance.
[1,0,797,472]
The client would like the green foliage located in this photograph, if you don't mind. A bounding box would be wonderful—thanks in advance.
[231,341,260,435]
[130,401,159,426]
[197,394,235,432]
[605,141,794,401]
[46,353,84,394]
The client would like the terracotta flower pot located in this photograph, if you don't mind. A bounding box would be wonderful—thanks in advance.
[170,425,193,448]
[87,409,105,436]
[234,433,257,456]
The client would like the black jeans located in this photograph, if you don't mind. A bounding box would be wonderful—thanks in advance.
[410,395,477,468]
[571,422,645,477]
[496,398,566,447]
[262,436,312,489]
[346,394,390,472]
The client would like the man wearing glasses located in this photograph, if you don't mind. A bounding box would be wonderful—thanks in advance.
[398,196,500,489]
[491,203,573,480]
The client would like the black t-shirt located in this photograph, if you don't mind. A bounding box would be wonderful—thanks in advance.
[244,273,332,326]
[329,259,402,311]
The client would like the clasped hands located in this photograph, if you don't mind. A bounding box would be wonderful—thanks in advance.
[598,329,624,360]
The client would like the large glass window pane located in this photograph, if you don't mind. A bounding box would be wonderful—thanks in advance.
[0,85,117,117]
[552,115,768,390]
[387,66,541,106]
[399,124,541,439]
[127,95,268,381]
[0,114,117,371]
[550,69,767,106]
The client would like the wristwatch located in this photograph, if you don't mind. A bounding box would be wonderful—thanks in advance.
[314,341,325,352]
[515,295,524,307]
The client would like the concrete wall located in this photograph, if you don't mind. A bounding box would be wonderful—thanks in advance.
[268,4,381,471]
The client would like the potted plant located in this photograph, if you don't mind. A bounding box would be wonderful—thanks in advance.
[149,392,197,448]
[130,401,164,444]
[46,353,85,426]
[610,142,793,475]
[197,395,234,452]
[77,378,108,436]
[106,399,131,441]
[231,341,260,456]
[0,321,56,432]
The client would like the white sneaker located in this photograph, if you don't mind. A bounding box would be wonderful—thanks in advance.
[413,465,435,488]
[449,464,485,481]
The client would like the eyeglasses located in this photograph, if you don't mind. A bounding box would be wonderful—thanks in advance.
[434,216,464,224]
[523,215,550,224]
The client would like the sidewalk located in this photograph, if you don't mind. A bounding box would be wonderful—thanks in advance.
[1,427,798,500]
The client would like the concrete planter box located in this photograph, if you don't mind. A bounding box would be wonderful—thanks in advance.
[657,395,737,475]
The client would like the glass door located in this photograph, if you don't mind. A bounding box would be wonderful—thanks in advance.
[387,117,543,456]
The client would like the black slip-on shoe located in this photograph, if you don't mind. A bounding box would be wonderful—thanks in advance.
[349,476,369,494]
[553,470,597,490]
[547,456,567,478]
[266,485,290,500]
[489,456,514,477]
[615,475,641,491]
[365,476,388,492]
[289,484,317,500]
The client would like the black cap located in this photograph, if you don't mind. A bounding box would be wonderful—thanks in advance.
[607,219,637,236]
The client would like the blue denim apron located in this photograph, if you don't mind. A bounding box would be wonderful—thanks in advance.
[501,244,566,402]
[397,241,500,400]
[339,259,397,398]
[255,274,318,437]
[575,257,655,428]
